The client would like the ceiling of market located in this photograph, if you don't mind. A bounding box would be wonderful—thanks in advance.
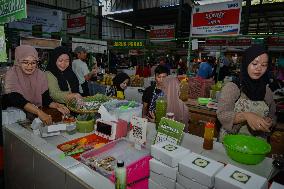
[103,0,284,36]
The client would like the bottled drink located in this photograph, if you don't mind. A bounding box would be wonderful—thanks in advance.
[115,160,126,189]
[179,78,189,101]
[155,97,167,127]
[203,121,215,150]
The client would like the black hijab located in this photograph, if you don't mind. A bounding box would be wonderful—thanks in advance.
[239,44,270,101]
[112,72,130,91]
[46,46,79,93]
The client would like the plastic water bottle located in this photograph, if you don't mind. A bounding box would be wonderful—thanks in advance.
[115,160,126,189]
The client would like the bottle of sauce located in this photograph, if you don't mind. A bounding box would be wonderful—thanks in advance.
[203,121,215,150]
[179,78,189,101]
[115,160,126,189]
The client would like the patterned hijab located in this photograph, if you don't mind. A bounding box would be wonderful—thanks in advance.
[46,46,79,93]
[240,44,270,101]
[5,45,48,106]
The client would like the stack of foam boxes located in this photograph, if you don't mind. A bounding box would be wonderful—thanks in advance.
[149,141,190,189]
[177,152,224,189]
[150,141,270,189]
[215,164,268,189]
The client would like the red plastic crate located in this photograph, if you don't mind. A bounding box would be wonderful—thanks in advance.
[188,77,214,99]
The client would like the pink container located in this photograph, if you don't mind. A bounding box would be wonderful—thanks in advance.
[81,138,151,184]
[127,178,149,189]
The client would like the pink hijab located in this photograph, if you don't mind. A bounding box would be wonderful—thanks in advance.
[163,76,189,132]
[5,45,48,107]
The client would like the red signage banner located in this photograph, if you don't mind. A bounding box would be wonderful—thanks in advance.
[149,24,175,40]
[67,13,86,33]
[191,0,242,36]
[193,9,240,27]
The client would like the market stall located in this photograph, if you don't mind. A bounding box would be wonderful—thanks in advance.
[3,121,276,189]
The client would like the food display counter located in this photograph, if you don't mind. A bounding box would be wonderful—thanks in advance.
[3,121,275,189]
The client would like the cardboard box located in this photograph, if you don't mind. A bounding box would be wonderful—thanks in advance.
[215,164,268,189]
[176,182,186,189]
[148,179,167,189]
[270,182,284,189]
[150,171,175,189]
[178,152,224,188]
[150,158,178,180]
[177,172,209,189]
[151,141,190,167]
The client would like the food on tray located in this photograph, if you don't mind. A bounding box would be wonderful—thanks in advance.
[86,156,116,172]
[63,116,76,123]
[67,94,111,113]
[60,144,74,152]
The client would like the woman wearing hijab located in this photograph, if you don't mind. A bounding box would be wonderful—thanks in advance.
[4,45,69,125]
[46,46,81,104]
[163,76,189,132]
[217,44,276,141]
[106,72,130,99]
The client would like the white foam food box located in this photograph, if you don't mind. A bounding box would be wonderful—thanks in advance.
[151,141,190,167]
[215,164,268,189]
[150,171,176,189]
[178,152,224,188]
[176,182,186,189]
[150,158,178,180]
[270,182,284,189]
[177,172,210,189]
[148,178,167,189]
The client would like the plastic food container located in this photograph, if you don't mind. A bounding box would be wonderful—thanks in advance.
[57,134,109,160]
[197,97,212,105]
[81,138,151,184]
[223,134,271,165]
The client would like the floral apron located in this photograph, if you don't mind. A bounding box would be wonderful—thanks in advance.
[219,92,270,141]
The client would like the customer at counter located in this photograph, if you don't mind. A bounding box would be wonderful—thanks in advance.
[197,57,214,79]
[217,44,276,141]
[3,45,69,125]
[106,72,130,99]
[142,65,168,122]
[46,46,81,104]
[72,46,98,96]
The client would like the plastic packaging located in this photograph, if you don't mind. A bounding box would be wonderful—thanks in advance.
[203,121,215,150]
[179,78,189,101]
[115,160,126,189]
[155,97,167,126]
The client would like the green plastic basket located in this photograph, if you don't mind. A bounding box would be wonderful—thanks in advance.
[223,134,271,165]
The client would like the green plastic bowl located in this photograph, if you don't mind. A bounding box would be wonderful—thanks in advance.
[223,134,271,165]
[197,98,212,105]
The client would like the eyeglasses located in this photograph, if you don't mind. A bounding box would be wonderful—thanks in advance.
[21,60,39,66]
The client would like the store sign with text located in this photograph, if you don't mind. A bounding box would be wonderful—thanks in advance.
[67,13,86,34]
[0,0,27,24]
[112,40,144,49]
[205,38,251,46]
[191,0,242,37]
[9,5,62,34]
[267,37,284,46]
[149,24,175,40]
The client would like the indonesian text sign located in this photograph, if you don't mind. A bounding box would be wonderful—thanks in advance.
[112,40,144,49]
[0,0,27,24]
[191,0,242,37]
[149,24,175,40]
